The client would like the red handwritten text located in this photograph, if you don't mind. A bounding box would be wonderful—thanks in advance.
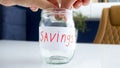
[40,31,75,47]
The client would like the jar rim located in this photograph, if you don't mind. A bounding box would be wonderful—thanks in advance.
[42,8,72,14]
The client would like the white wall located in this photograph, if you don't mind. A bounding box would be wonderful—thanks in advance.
[74,2,120,18]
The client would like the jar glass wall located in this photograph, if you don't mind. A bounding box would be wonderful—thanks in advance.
[39,8,76,64]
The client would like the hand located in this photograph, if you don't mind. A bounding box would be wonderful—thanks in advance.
[30,0,90,11]
[0,0,57,11]
[0,0,90,12]
[48,0,90,9]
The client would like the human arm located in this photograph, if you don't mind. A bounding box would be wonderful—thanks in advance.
[0,0,57,11]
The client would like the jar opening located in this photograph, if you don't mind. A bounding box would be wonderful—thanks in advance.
[43,8,72,14]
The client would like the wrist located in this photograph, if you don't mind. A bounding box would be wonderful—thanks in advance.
[0,0,3,4]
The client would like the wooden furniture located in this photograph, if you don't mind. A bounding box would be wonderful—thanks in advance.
[94,5,120,44]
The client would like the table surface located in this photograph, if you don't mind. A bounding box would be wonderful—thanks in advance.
[0,40,120,68]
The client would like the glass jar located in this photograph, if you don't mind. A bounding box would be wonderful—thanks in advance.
[39,8,76,64]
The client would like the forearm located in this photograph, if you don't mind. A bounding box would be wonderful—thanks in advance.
[0,0,2,4]
[0,0,15,6]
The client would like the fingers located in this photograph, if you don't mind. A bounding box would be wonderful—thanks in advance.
[36,0,57,9]
[48,0,59,7]
[30,0,57,11]
[30,7,39,12]
[82,0,90,6]
[0,0,90,12]
[73,0,82,9]
[61,0,77,9]
[73,0,90,9]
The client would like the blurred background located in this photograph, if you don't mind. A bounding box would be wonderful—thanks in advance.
[0,0,120,43]
[0,5,41,41]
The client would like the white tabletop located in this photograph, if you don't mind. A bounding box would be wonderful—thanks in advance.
[0,40,120,68]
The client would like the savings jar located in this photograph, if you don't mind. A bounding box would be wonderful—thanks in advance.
[39,8,76,64]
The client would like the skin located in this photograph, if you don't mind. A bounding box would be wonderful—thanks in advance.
[48,0,90,9]
[0,0,90,11]
[0,0,57,11]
